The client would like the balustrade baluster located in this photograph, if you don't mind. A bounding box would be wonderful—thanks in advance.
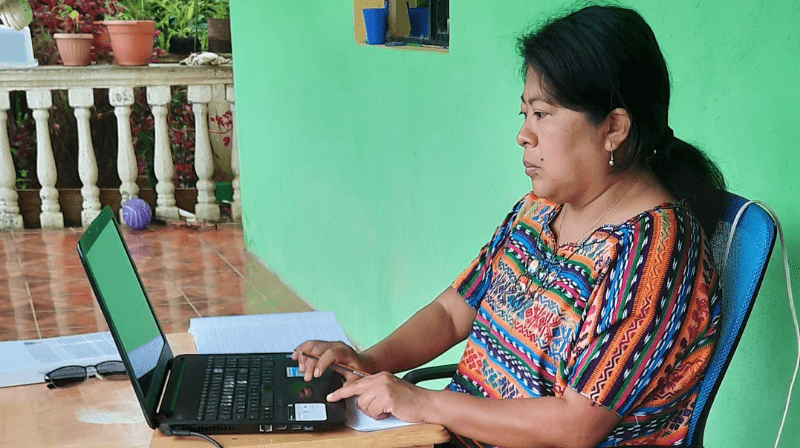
[0,89,24,230]
[69,88,101,227]
[26,89,63,229]
[187,85,220,223]
[0,89,23,230]
[147,86,179,221]
[226,85,241,222]
[109,87,138,221]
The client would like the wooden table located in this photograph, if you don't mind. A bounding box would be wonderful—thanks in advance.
[0,333,449,448]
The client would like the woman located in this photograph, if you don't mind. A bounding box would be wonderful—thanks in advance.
[294,5,725,447]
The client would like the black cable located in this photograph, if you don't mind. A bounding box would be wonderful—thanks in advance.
[169,430,223,448]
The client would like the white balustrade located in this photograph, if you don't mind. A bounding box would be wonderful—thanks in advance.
[147,85,179,221]
[69,88,101,227]
[27,89,63,229]
[0,64,236,229]
[0,89,23,230]
[109,86,139,221]
[188,85,220,223]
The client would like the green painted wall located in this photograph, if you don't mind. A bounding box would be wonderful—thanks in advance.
[230,0,799,446]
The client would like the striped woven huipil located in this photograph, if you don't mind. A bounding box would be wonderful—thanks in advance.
[447,193,720,447]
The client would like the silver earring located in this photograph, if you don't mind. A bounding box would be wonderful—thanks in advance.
[609,150,615,167]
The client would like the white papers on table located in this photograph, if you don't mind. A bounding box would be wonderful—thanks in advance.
[0,332,121,388]
[344,397,415,431]
[188,311,353,354]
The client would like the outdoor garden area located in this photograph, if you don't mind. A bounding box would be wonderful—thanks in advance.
[0,0,235,228]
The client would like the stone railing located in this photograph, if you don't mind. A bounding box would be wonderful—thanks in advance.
[0,64,238,229]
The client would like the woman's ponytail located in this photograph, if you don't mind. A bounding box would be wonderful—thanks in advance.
[647,132,727,235]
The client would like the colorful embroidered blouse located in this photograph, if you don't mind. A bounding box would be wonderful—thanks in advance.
[447,193,720,447]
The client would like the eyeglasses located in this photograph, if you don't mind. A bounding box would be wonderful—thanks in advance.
[44,361,127,389]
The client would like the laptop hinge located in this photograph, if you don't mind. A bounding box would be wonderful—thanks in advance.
[155,359,174,419]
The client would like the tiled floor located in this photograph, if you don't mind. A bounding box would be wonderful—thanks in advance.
[0,223,313,342]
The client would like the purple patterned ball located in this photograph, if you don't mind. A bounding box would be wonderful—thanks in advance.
[122,198,152,230]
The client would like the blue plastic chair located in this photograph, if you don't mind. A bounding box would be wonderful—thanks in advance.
[687,192,777,447]
[403,191,777,448]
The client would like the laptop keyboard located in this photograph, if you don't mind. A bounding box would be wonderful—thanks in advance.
[197,355,275,421]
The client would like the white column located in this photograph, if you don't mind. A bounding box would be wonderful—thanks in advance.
[69,88,101,227]
[109,87,138,219]
[27,89,63,229]
[0,89,23,230]
[147,86,179,220]
[187,85,219,223]
[226,84,241,222]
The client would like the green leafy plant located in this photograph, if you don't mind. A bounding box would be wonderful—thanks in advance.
[142,0,230,52]
[150,0,202,51]
[203,0,229,19]
[197,0,229,49]
[7,94,37,190]
[112,0,149,20]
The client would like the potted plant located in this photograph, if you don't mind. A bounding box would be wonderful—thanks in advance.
[150,0,228,55]
[102,0,156,65]
[204,0,230,54]
[52,4,93,66]
[24,0,118,66]
[150,0,202,55]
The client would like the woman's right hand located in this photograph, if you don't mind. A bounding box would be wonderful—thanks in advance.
[292,340,375,382]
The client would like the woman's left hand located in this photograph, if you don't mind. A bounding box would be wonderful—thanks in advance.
[326,372,432,423]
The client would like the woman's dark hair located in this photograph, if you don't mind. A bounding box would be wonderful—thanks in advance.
[517,5,726,234]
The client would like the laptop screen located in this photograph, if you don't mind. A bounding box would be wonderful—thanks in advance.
[78,207,172,427]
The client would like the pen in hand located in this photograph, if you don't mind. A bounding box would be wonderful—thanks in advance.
[300,352,368,378]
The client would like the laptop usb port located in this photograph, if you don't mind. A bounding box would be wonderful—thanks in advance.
[275,424,287,430]
[290,424,302,430]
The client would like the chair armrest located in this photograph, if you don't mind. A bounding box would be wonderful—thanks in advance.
[402,363,458,384]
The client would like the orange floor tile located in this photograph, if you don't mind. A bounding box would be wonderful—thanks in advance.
[0,224,313,341]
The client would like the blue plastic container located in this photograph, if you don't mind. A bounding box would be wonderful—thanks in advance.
[363,2,389,45]
[0,26,38,68]
[407,2,429,38]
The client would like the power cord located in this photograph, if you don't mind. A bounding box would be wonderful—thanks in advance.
[725,201,798,448]
[160,427,223,448]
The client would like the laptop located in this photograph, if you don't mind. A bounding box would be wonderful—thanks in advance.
[77,206,347,435]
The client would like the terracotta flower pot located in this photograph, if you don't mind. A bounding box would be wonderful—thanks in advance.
[53,33,93,66]
[103,20,155,66]
[92,21,112,52]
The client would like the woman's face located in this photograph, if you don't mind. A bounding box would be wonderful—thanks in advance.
[517,68,610,205]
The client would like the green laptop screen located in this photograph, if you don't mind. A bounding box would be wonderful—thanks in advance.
[81,211,165,381]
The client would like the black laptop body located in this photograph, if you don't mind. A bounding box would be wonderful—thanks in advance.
[77,206,346,435]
